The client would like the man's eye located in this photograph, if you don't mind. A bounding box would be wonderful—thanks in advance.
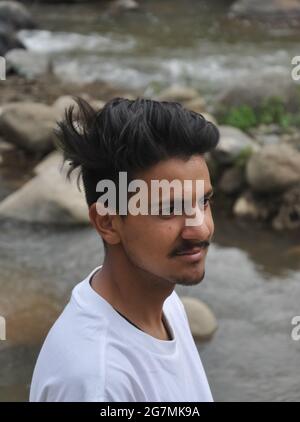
[199,197,214,208]
[160,200,183,216]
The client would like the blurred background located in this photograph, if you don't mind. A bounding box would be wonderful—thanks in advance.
[0,0,300,402]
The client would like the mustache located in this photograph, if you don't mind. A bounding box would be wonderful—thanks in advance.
[169,241,210,257]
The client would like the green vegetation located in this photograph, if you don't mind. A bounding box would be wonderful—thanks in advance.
[218,96,300,131]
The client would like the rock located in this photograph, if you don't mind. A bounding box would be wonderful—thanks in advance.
[0,22,25,56]
[248,125,282,147]
[108,0,139,14]
[219,166,246,195]
[157,85,200,103]
[212,125,258,165]
[285,245,300,257]
[52,95,105,120]
[0,1,35,30]
[180,296,217,341]
[91,99,105,111]
[0,137,14,153]
[272,185,300,230]
[5,49,51,79]
[280,131,300,151]
[0,137,14,164]
[0,152,89,225]
[233,190,280,220]
[0,102,58,154]
[246,144,300,193]
[33,149,63,175]
[183,97,206,114]
[52,95,80,120]
[229,0,300,20]
[2,293,61,346]
[200,112,217,125]
[215,75,299,114]
[233,191,261,219]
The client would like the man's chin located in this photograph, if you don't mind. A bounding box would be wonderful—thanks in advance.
[173,270,206,286]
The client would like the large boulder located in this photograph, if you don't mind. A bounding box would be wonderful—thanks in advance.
[246,144,300,193]
[180,297,217,342]
[52,95,80,120]
[52,95,105,120]
[0,102,58,154]
[183,97,207,114]
[1,292,61,346]
[0,152,89,225]
[157,85,200,103]
[5,49,51,79]
[215,75,300,115]
[230,0,300,20]
[218,166,246,195]
[0,1,35,30]
[211,125,259,165]
[272,185,300,230]
[0,22,25,56]
[233,190,280,220]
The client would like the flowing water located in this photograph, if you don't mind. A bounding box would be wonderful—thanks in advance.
[18,0,300,97]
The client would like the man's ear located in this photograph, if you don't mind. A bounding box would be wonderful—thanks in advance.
[89,203,121,245]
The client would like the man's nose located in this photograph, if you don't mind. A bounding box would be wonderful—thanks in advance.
[181,208,212,240]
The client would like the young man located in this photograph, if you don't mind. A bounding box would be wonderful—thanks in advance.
[29,97,219,402]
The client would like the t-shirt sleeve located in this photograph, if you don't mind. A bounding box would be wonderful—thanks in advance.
[102,365,146,402]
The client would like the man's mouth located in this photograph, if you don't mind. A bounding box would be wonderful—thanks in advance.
[174,246,207,263]
[175,246,204,256]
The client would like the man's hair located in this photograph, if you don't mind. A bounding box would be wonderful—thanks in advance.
[55,97,219,207]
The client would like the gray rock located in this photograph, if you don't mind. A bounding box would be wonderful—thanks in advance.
[157,85,200,103]
[212,125,258,165]
[5,49,51,79]
[246,144,300,193]
[183,97,207,114]
[215,75,299,114]
[108,0,139,14]
[233,190,281,221]
[52,95,79,120]
[0,152,89,225]
[0,1,35,30]
[233,191,261,219]
[180,296,217,342]
[272,185,300,230]
[0,102,58,153]
[0,22,25,56]
[230,0,300,20]
[219,166,246,195]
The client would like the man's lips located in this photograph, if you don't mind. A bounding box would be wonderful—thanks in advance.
[175,246,205,256]
[173,246,208,263]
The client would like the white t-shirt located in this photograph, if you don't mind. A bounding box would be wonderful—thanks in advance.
[30,266,213,402]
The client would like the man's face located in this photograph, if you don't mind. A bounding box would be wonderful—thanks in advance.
[116,154,214,286]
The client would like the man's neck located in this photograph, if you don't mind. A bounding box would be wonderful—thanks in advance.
[90,251,174,341]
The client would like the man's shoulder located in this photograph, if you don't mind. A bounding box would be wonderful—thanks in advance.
[30,297,109,401]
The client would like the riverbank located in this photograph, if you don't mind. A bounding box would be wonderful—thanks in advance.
[1,72,300,232]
